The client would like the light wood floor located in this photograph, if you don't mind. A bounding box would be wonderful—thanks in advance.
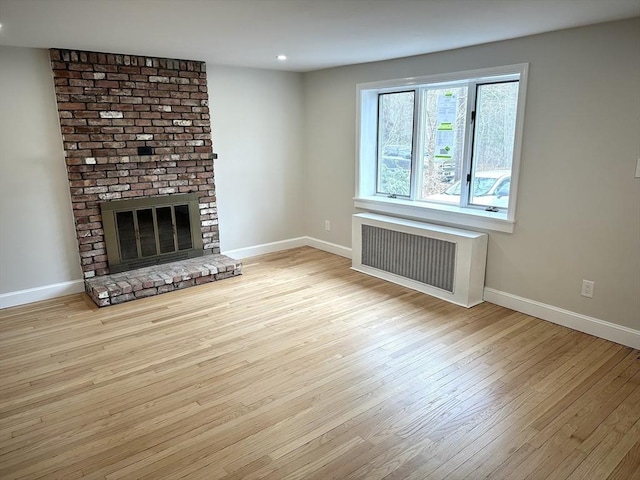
[1,247,638,480]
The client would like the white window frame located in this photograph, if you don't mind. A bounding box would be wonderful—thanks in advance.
[355,64,528,233]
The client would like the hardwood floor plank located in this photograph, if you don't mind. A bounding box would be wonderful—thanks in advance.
[0,247,637,479]
[606,436,640,480]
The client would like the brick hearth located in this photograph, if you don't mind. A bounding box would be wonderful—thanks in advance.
[85,254,241,307]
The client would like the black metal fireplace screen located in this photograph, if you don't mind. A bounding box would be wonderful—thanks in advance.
[101,193,204,273]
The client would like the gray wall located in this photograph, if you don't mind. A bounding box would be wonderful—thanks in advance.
[302,18,640,330]
[209,66,305,252]
[0,47,82,293]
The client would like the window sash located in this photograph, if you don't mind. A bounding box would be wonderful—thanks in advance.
[467,79,519,210]
[375,90,416,197]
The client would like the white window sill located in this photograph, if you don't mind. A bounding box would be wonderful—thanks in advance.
[354,195,515,233]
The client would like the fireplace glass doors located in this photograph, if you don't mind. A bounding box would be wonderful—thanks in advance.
[101,193,203,273]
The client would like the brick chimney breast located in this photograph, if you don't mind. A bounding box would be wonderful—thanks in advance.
[50,49,218,279]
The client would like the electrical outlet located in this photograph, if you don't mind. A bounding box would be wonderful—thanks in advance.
[581,280,595,298]
[325,220,331,231]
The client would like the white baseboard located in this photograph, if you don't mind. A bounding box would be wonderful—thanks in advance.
[0,279,85,310]
[222,236,352,260]
[221,237,308,259]
[304,237,352,258]
[483,287,640,350]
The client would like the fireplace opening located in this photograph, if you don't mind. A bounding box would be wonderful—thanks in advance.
[101,193,204,273]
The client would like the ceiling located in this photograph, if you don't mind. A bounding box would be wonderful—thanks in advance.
[0,0,638,72]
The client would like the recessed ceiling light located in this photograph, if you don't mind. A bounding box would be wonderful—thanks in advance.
[276,55,287,61]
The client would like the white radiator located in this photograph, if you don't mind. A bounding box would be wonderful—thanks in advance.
[352,213,488,307]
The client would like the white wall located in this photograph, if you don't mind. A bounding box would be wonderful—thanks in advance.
[302,18,640,330]
[0,46,82,300]
[208,66,305,254]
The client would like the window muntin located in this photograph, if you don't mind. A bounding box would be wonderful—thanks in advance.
[356,64,527,230]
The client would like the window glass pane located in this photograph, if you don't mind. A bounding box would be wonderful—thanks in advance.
[420,86,468,204]
[136,209,157,257]
[156,207,175,254]
[470,81,519,208]
[116,211,138,261]
[175,204,193,250]
[377,91,414,196]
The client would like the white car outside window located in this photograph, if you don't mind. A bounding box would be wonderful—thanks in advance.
[425,170,510,209]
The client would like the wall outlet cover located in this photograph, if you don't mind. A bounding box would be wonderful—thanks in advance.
[581,279,595,298]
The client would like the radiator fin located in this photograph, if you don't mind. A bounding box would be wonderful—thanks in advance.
[361,225,456,293]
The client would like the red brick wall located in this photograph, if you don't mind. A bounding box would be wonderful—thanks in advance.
[49,49,219,279]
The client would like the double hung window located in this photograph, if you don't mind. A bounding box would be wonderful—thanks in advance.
[356,64,527,232]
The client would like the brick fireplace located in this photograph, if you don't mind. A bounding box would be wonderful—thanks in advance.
[49,48,241,306]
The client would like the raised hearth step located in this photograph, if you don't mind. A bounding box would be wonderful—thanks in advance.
[84,254,241,307]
